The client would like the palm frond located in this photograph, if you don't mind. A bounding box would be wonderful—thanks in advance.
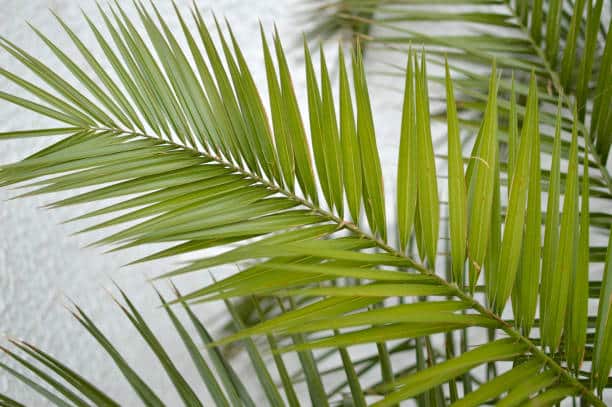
[0,2,610,405]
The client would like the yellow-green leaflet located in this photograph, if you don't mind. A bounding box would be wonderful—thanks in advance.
[530,0,544,44]
[303,40,330,203]
[566,132,591,371]
[507,74,518,188]
[352,45,386,240]
[560,0,587,87]
[545,0,563,65]
[484,153,501,306]
[414,201,426,261]
[273,30,318,204]
[576,0,604,121]
[262,27,293,190]
[592,19,612,161]
[513,75,542,334]
[319,46,344,217]
[445,58,467,285]
[494,73,537,313]
[397,49,418,252]
[414,51,439,265]
[541,107,581,351]
[540,99,563,319]
[466,62,499,291]
[338,46,362,223]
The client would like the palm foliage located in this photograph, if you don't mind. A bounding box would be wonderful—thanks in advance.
[303,0,612,186]
[0,1,610,406]
[1,285,289,407]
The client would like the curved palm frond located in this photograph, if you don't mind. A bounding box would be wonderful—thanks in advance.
[0,2,610,406]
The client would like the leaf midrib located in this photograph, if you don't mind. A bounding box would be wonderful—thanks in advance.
[89,124,604,405]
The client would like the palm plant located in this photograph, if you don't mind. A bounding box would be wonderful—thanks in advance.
[0,1,610,406]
